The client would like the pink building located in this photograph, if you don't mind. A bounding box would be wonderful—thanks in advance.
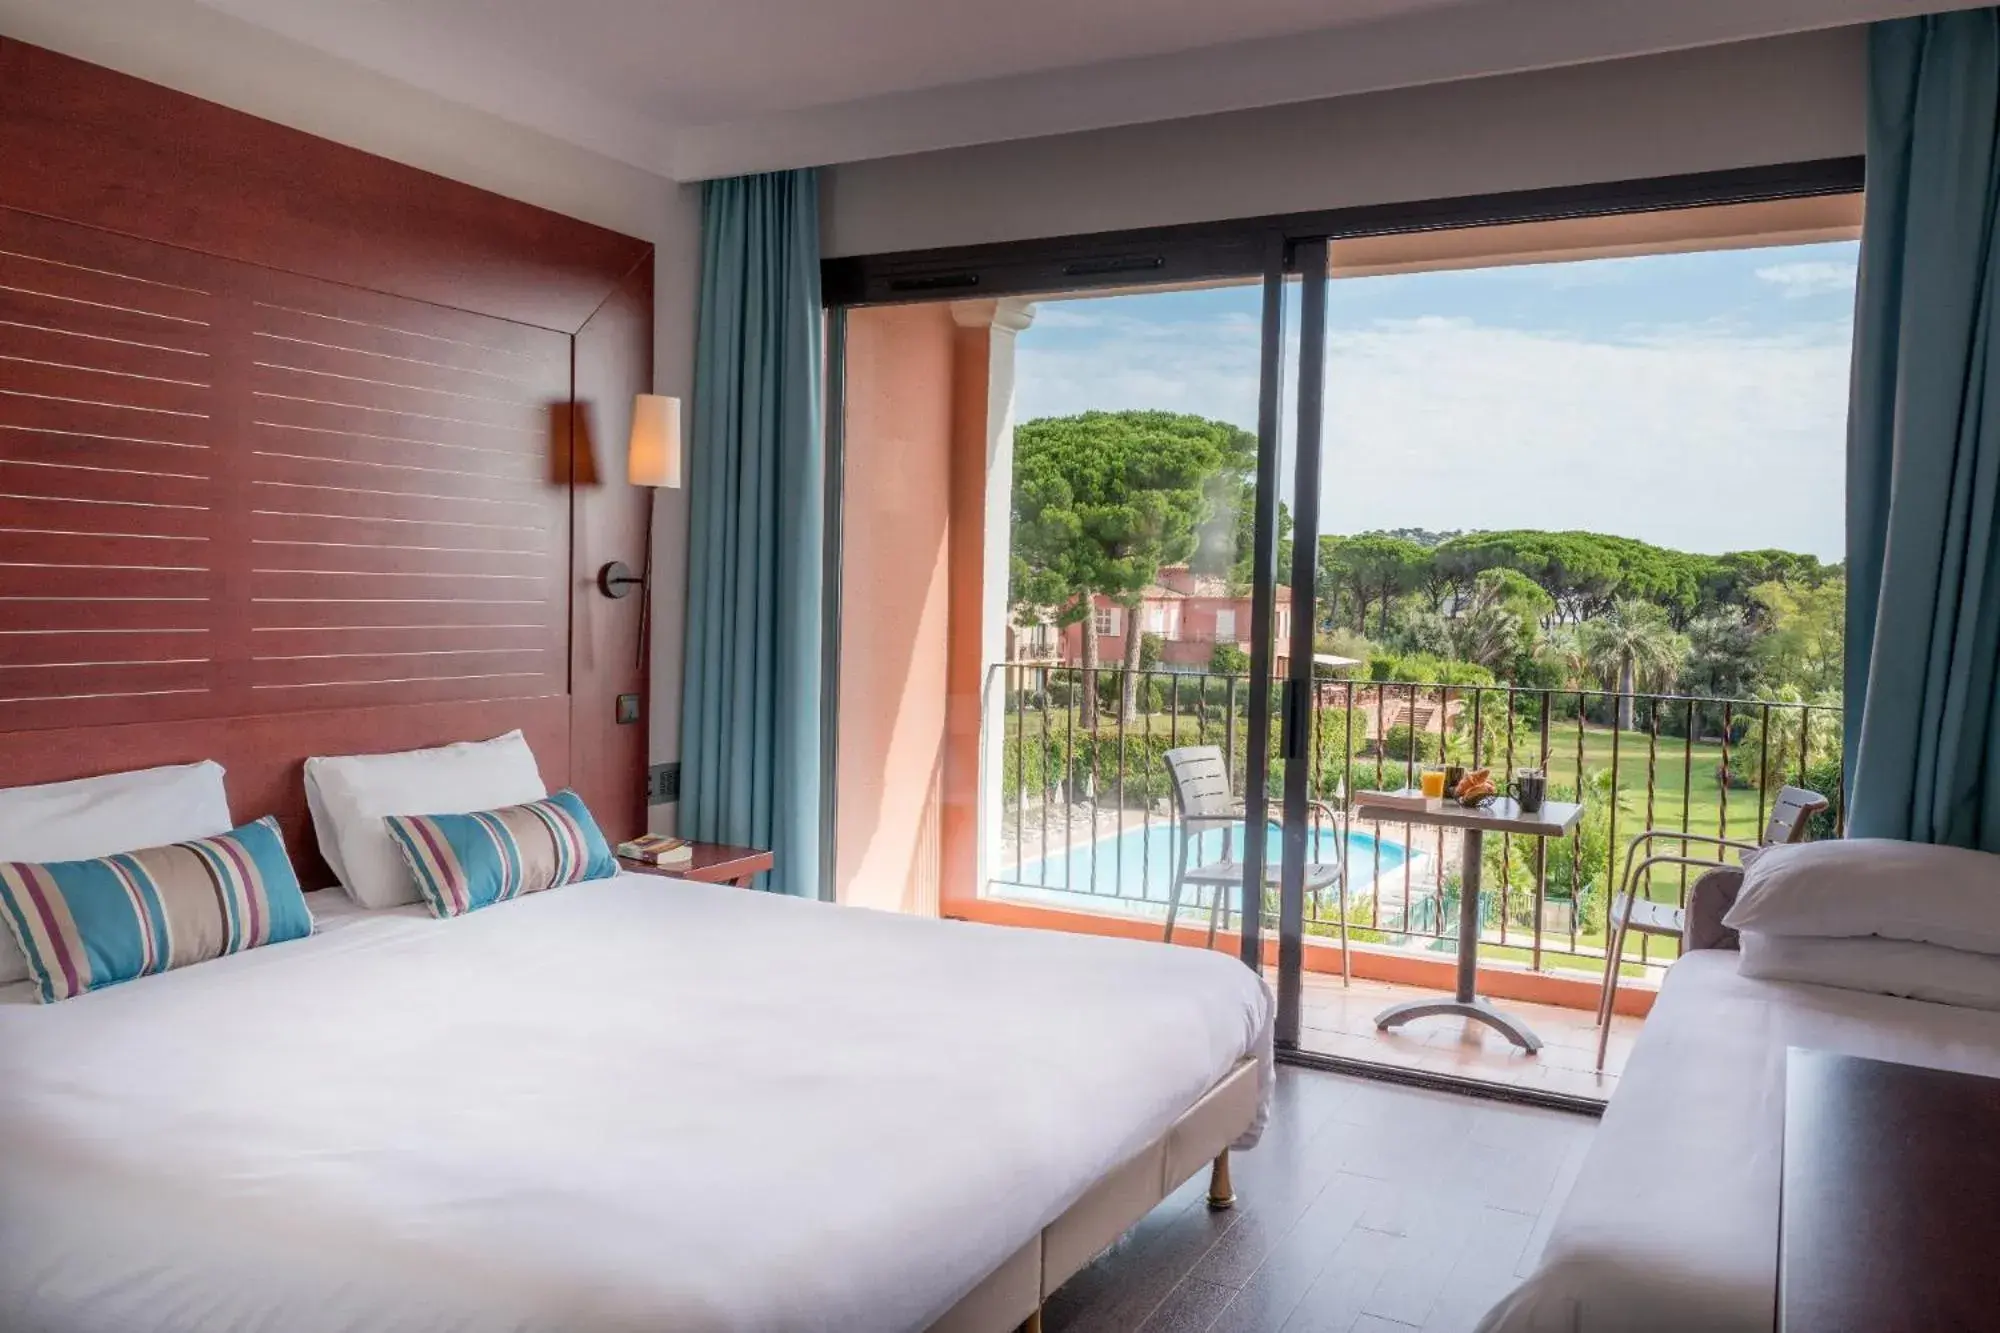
[1042,566,1292,671]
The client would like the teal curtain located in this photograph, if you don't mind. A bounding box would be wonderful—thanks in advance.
[1847,12,2000,852]
[679,170,824,895]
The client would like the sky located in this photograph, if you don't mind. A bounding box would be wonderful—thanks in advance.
[1012,239,1858,561]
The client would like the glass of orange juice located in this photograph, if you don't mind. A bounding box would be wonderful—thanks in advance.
[1420,769,1447,799]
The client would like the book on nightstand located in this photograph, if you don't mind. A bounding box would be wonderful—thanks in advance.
[618,835,693,867]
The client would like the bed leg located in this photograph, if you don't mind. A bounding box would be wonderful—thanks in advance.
[1207,1151,1236,1210]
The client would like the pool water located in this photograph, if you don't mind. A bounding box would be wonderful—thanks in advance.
[1006,821,1407,901]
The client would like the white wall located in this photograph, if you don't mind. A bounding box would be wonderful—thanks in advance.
[0,0,700,828]
[821,28,1866,256]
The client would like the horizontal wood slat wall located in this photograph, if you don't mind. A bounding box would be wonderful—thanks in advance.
[0,206,572,731]
[0,38,656,877]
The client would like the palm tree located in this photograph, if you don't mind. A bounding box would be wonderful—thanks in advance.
[1534,624,1589,690]
[1580,601,1688,732]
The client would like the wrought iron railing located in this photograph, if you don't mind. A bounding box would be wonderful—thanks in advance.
[987,662,1843,977]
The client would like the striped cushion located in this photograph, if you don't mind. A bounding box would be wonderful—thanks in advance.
[385,789,615,919]
[0,816,311,1003]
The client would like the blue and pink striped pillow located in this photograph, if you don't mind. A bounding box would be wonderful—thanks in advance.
[0,816,312,1003]
[384,789,616,918]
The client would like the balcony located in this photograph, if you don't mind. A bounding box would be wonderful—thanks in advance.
[984,662,1842,1096]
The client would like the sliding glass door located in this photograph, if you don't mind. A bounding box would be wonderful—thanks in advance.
[823,160,1863,1100]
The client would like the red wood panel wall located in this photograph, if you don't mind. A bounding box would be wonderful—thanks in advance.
[0,38,654,880]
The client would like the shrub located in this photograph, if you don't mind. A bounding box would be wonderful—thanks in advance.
[1209,642,1250,674]
[1000,728,1186,807]
[1712,760,1756,791]
[1801,753,1844,840]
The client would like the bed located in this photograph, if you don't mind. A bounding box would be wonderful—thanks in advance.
[1477,946,2000,1332]
[0,872,1272,1333]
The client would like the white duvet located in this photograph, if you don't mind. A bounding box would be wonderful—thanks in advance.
[0,875,1272,1333]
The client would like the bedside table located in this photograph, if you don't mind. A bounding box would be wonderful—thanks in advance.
[619,841,773,889]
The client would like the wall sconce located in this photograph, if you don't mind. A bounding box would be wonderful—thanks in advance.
[626,393,682,489]
[598,394,682,600]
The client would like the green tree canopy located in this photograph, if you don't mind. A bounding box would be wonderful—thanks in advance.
[1751,577,1845,697]
[1319,533,1428,636]
[1010,410,1247,719]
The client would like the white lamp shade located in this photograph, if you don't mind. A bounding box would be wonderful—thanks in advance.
[628,393,682,488]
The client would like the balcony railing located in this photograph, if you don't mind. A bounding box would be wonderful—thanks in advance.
[988,663,1843,979]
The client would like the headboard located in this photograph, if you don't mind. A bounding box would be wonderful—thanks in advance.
[0,39,655,884]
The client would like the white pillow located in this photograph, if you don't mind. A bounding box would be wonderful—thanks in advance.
[1739,931,2000,1013]
[0,761,234,984]
[1724,838,2000,953]
[304,731,545,908]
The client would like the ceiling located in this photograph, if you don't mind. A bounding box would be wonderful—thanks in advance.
[81,0,2000,177]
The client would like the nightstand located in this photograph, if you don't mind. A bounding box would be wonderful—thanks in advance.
[618,841,773,889]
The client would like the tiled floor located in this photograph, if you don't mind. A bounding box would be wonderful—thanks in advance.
[1294,973,1644,1103]
[1044,1065,1596,1332]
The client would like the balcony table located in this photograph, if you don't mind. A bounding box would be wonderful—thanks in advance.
[1349,791,1583,1053]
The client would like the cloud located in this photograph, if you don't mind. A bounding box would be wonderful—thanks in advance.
[1315,316,1849,559]
[1027,305,1107,329]
[1013,305,1851,561]
[1755,261,1856,299]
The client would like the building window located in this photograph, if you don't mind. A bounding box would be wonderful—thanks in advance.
[1145,605,1168,633]
[1214,609,1237,642]
[1094,606,1121,637]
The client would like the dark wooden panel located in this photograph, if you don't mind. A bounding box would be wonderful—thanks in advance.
[0,563,213,600]
[1781,1050,2000,1333]
[3,357,213,418]
[0,694,572,886]
[249,390,542,457]
[0,656,215,702]
[0,456,212,509]
[0,492,214,540]
[246,535,549,580]
[0,41,650,849]
[250,570,554,606]
[0,40,652,335]
[0,428,213,478]
[0,687,221,733]
[0,320,214,384]
[247,624,552,660]
[251,362,544,434]
[243,507,553,554]
[0,387,214,450]
[252,302,553,384]
[249,424,546,485]
[248,448,547,504]
[0,205,572,731]
[0,527,209,567]
[0,599,215,634]
[0,626,213,668]
[248,598,560,631]
[250,482,553,532]
[249,648,558,691]
[0,246,214,327]
[569,257,653,845]
[249,338,542,412]
[0,285,214,357]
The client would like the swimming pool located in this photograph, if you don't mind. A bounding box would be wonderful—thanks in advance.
[1004,820,1408,902]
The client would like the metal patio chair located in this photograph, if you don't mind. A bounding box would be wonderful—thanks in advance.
[1161,745,1350,984]
[1594,783,1829,1069]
